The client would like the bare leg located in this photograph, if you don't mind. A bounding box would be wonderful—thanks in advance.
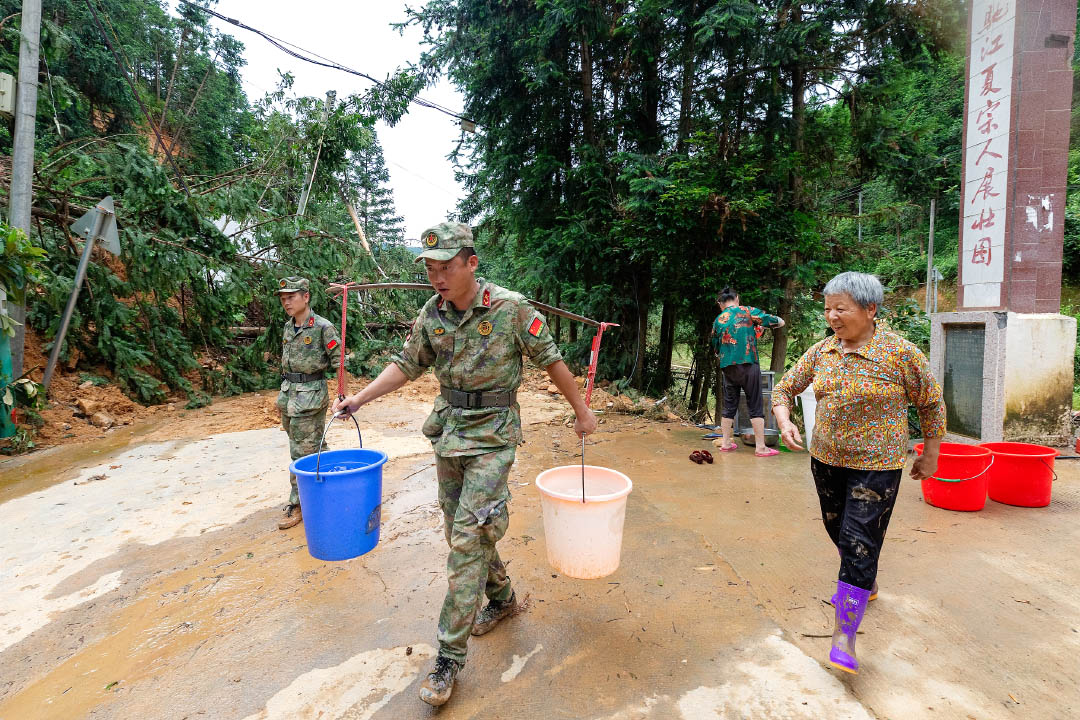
[751,417,766,453]
[721,416,736,449]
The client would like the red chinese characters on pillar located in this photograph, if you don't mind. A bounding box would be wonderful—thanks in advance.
[971,237,993,265]
[972,167,1000,204]
[979,3,1008,35]
[971,207,997,231]
[980,63,1002,96]
[960,0,1014,307]
[976,138,1003,165]
[976,98,1001,135]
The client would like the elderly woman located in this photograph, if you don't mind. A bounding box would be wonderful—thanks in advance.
[772,272,945,675]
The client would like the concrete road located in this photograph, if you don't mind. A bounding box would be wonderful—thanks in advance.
[1,386,1077,720]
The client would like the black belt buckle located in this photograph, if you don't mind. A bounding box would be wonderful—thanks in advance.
[450,389,475,408]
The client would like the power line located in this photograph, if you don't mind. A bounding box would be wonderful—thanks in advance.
[176,0,474,126]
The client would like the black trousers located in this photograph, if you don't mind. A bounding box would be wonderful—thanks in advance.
[810,458,903,591]
[720,363,763,419]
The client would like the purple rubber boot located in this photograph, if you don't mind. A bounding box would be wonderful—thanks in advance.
[830,579,877,605]
[829,580,871,674]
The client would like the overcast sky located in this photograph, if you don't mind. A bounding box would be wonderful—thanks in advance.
[181,0,467,244]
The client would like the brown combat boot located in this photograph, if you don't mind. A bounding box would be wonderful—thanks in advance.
[471,592,517,636]
[277,504,302,530]
[419,655,462,707]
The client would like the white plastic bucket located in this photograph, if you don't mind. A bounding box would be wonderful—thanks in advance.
[535,465,633,580]
[798,387,816,448]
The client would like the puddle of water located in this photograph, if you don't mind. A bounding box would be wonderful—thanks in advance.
[500,643,543,682]
[675,632,873,720]
[0,418,173,505]
[242,644,435,720]
[0,533,335,718]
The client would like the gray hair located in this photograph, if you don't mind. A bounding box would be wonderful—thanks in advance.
[823,271,883,309]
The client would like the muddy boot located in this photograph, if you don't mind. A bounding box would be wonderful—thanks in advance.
[829,580,871,674]
[830,579,877,605]
[419,655,462,707]
[471,592,517,636]
[277,503,302,530]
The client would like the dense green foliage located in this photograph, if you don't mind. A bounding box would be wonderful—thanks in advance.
[4,0,1080,443]
[403,0,971,415]
[0,0,423,440]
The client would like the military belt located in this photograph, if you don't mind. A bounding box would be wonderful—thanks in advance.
[440,387,517,409]
[282,371,324,383]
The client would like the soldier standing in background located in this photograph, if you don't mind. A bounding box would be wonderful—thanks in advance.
[276,276,341,530]
[333,222,597,707]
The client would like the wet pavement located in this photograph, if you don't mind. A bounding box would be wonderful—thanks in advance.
[1,386,1078,719]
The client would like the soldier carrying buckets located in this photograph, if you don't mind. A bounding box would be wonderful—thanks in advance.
[334,221,597,708]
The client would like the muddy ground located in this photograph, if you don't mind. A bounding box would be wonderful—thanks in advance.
[1,373,1078,720]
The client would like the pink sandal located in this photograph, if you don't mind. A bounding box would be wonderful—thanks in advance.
[717,443,738,453]
[754,448,780,457]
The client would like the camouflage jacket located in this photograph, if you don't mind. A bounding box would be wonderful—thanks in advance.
[391,279,562,457]
[276,312,341,417]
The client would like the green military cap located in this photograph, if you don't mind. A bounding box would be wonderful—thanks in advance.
[415,222,474,263]
[275,276,310,293]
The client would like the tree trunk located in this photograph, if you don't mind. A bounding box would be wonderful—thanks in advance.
[770,3,807,376]
[687,312,712,411]
[657,298,676,389]
[155,28,188,154]
[580,30,596,147]
[632,267,650,390]
[639,13,662,155]
[675,0,698,154]
[695,356,714,419]
[770,250,797,374]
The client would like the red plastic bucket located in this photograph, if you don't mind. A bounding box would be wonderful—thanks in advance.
[914,442,993,512]
[979,442,1059,508]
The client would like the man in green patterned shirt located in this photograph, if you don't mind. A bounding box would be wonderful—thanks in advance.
[709,286,784,457]
[334,221,597,707]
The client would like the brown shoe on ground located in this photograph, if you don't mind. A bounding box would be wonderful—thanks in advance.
[419,655,462,707]
[471,592,518,636]
[277,504,302,530]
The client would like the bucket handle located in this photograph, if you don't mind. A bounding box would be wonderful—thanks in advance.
[929,455,994,483]
[314,412,363,482]
[1040,458,1059,482]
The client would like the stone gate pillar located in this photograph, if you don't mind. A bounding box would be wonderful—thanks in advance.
[930,0,1078,444]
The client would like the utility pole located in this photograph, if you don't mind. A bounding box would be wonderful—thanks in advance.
[925,198,936,313]
[6,0,43,379]
[857,191,862,244]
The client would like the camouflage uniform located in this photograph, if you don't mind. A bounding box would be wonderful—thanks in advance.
[391,228,561,665]
[275,277,342,505]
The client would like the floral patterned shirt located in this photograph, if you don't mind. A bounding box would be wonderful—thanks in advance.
[772,328,946,471]
[710,305,782,368]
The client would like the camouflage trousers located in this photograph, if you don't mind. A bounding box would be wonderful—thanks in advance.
[435,446,516,664]
[281,408,328,505]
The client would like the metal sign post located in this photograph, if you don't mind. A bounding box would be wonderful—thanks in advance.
[42,197,120,390]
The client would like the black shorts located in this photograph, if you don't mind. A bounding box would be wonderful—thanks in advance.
[721,363,763,419]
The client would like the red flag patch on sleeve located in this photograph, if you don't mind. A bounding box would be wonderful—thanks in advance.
[327,339,338,351]
[528,317,544,337]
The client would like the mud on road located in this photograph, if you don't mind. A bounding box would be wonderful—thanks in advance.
[1,374,1078,720]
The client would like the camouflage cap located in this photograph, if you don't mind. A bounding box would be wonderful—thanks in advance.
[275,276,310,293]
[415,222,474,263]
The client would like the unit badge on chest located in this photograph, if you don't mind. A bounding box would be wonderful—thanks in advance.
[434,327,445,335]
[477,320,493,336]
[304,336,313,345]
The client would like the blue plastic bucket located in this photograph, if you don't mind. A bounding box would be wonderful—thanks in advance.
[291,445,388,561]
